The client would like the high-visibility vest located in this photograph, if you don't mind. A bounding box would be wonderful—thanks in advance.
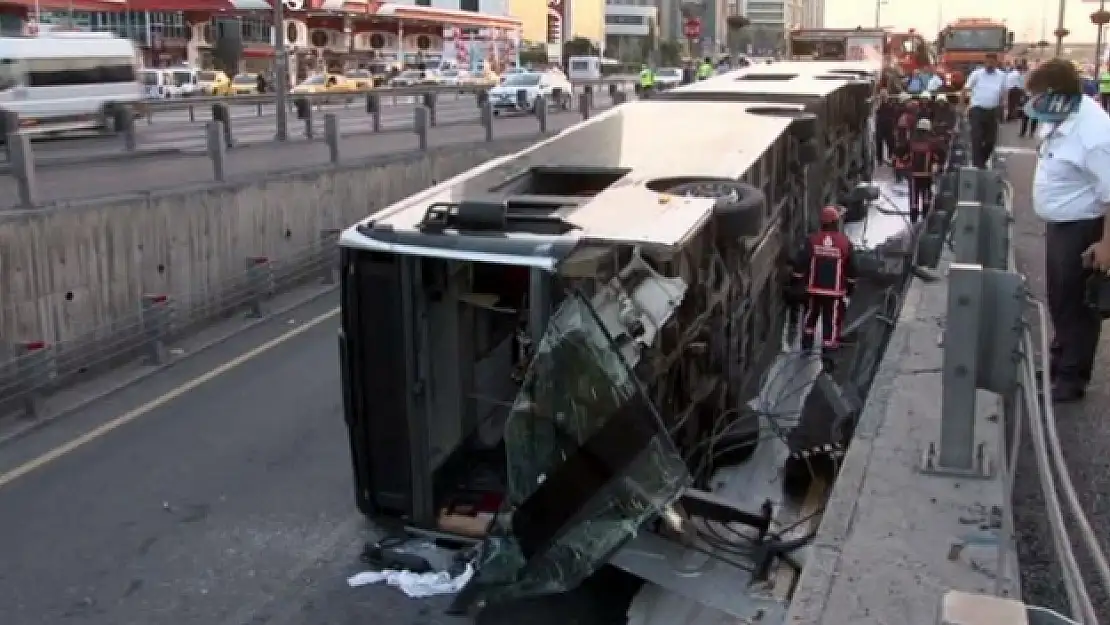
[1100,71,1110,94]
[697,63,713,79]
[639,69,654,87]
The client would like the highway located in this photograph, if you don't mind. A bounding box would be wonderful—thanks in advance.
[11,92,617,164]
[0,105,608,208]
[0,124,1102,625]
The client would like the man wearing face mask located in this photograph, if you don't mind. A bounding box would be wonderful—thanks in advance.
[963,53,1006,169]
[1027,59,1110,402]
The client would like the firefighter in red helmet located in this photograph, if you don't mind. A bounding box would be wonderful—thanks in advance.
[793,205,857,352]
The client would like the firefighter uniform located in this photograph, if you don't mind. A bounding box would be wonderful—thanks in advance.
[793,206,857,352]
[900,118,945,223]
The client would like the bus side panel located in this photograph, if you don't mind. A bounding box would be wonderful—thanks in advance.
[340,247,415,518]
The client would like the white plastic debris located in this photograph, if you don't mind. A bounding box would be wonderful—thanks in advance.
[347,563,474,599]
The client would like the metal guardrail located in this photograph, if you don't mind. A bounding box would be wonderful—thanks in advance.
[136,77,638,116]
[921,159,1110,625]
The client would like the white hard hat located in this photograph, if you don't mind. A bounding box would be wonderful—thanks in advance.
[916,118,933,131]
[936,93,949,103]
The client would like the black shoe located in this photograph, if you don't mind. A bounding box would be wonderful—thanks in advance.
[1050,381,1086,404]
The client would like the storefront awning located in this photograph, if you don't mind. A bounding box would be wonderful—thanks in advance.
[106,0,274,11]
[374,3,521,30]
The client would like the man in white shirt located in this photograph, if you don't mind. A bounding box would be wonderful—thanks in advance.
[963,53,1007,168]
[1028,59,1110,402]
[926,71,945,94]
[1004,63,1025,121]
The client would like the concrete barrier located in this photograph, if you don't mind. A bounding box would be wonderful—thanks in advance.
[0,136,538,345]
[784,261,1021,625]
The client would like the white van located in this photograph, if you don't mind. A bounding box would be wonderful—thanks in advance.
[0,31,142,135]
[167,65,201,97]
[567,55,623,82]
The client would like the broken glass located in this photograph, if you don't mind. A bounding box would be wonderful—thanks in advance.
[457,291,690,609]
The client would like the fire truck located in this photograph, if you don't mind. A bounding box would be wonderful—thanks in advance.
[787,27,930,75]
[935,18,1015,91]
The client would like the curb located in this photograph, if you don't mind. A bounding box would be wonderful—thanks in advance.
[0,284,338,450]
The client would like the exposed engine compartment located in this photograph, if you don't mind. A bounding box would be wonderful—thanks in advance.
[337,59,916,623]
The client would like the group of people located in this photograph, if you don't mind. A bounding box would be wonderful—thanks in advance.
[874,90,959,222]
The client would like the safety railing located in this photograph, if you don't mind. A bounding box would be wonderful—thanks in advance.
[922,162,1109,625]
[0,231,341,422]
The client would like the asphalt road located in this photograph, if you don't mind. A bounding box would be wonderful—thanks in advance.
[1004,123,1110,619]
[0,106,606,209]
[0,294,638,625]
[18,92,617,163]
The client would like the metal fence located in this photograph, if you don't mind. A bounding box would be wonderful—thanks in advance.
[924,161,1110,624]
[0,230,340,421]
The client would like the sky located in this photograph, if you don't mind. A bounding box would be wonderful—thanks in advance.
[823,0,1106,43]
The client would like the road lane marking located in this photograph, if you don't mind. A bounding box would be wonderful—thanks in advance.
[0,307,340,489]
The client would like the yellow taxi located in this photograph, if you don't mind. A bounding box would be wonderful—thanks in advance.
[196,70,232,96]
[343,69,374,90]
[230,73,259,95]
[292,73,355,94]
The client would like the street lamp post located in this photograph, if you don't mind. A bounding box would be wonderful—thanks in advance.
[1093,0,1110,82]
[1055,0,1069,57]
[272,0,289,141]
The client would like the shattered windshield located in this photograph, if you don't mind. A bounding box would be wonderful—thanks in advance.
[457,290,690,608]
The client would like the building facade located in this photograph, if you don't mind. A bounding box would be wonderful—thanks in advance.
[733,0,820,56]
[603,2,656,61]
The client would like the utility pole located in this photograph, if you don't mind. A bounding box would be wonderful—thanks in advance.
[273,0,289,142]
[1055,0,1067,57]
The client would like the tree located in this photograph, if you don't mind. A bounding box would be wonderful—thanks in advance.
[562,36,600,68]
[212,18,243,75]
[519,41,548,67]
[658,39,683,66]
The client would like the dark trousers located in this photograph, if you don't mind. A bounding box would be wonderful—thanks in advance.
[875,127,894,163]
[1101,93,1110,110]
[969,106,999,168]
[908,175,933,223]
[1020,114,1039,137]
[1006,88,1023,120]
[1045,218,1105,386]
[801,294,847,350]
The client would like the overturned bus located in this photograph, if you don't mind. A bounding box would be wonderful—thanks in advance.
[337,73,909,623]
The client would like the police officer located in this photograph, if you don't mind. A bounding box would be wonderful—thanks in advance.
[1100,65,1110,110]
[697,57,714,81]
[1027,59,1110,402]
[638,64,655,97]
[793,206,858,353]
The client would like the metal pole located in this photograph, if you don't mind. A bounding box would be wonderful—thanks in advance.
[273,1,289,142]
[1055,0,1068,57]
[874,0,881,28]
[1096,0,1107,82]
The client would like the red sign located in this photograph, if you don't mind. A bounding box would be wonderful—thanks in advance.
[683,18,701,39]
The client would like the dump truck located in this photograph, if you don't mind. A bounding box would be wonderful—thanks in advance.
[936,18,1015,91]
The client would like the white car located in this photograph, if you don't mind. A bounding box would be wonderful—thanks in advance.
[437,69,472,87]
[487,71,573,115]
[655,67,683,89]
[390,69,427,87]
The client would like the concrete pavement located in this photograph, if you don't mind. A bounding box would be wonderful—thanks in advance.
[1004,123,1110,619]
[0,109,599,208]
[0,293,637,625]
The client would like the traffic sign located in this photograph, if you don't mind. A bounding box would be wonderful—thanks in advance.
[683,18,701,39]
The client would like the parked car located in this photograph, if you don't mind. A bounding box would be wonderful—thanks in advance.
[231,73,259,95]
[344,69,374,90]
[655,67,683,90]
[487,71,573,115]
[292,73,356,103]
[389,69,427,87]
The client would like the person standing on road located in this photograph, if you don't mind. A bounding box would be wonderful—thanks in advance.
[1100,66,1110,110]
[1005,63,1024,121]
[963,53,1006,169]
[1027,59,1110,403]
[697,58,714,81]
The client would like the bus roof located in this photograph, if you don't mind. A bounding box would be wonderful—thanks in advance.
[0,34,136,58]
[660,68,858,98]
[339,100,794,266]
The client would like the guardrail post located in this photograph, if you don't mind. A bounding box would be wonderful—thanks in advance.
[536,95,548,133]
[481,99,494,142]
[924,263,1024,478]
[325,113,340,164]
[423,92,438,127]
[257,101,264,117]
[414,106,429,151]
[141,294,170,365]
[120,106,137,152]
[188,105,195,123]
[319,228,340,284]
[9,133,37,208]
[211,103,233,148]
[367,94,382,132]
[2,110,18,161]
[16,340,50,419]
[477,90,488,110]
[609,83,618,99]
[585,84,594,108]
[579,92,591,120]
[206,121,226,182]
[245,256,272,318]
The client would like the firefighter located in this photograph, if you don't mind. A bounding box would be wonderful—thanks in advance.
[916,91,934,120]
[793,206,857,353]
[931,93,957,155]
[900,118,945,223]
[896,94,918,142]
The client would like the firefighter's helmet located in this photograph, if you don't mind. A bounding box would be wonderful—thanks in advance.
[935,93,949,103]
[916,118,933,132]
[819,205,841,225]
